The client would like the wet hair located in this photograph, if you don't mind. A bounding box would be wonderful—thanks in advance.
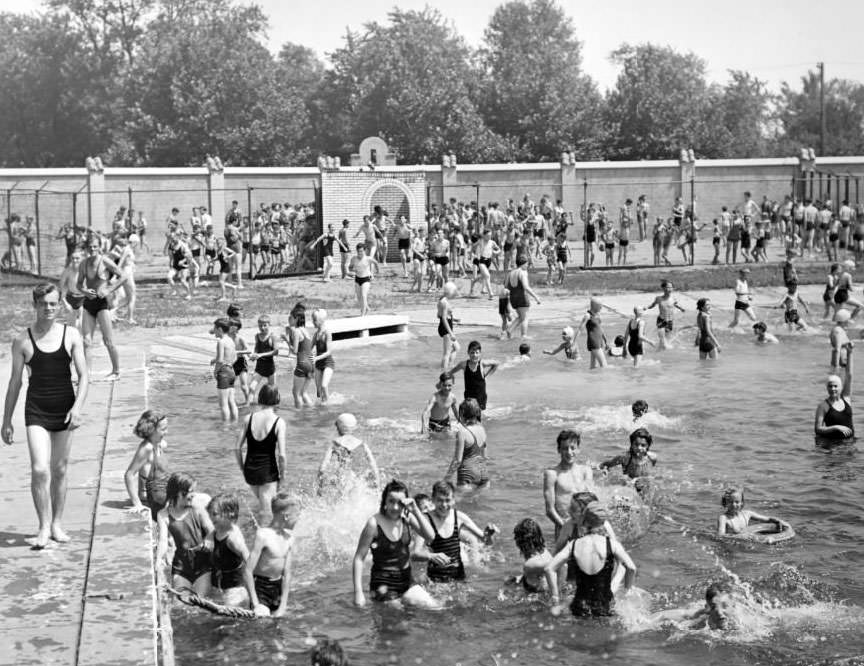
[133,409,166,439]
[518,343,530,355]
[165,472,196,506]
[830,263,840,273]
[696,297,709,312]
[613,335,625,347]
[583,502,609,531]
[290,303,307,327]
[212,317,230,333]
[258,384,281,406]
[310,638,348,666]
[467,340,481,353]
[513,518,546,558]
[721,486,744,508]
[379,479,409,514]
[356,243,366,252]
[413,492,431,506]
[258,314,271,324]
[571,491,599,514]
[629,427,653,450]
[432,480,455,498]
[459,398,482,424]
[207,493,239,522]
[438,371,454,386]
[752,321,767,333]
[32,283,58,304]
[228,317,242,331]
[632,400,648,418]
[556,429,581,449]
[705,581,731,606]
[226,304,242,318]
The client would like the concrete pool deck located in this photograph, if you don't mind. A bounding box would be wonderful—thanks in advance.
[0,280,838,665]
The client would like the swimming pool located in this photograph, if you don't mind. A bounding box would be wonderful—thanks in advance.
[148,322,864,665]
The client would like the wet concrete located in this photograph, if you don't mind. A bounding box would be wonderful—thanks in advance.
[0,344,156,666]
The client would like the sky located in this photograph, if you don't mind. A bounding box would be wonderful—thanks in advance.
[3,0,864,92]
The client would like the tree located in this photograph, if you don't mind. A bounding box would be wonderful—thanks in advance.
[0,12,113,166]
[324,8,506,164]
[712,71,776,158]
[775,70,864,156]
[480,0,604,161]
[605,43,713,160]
[126,0,311,165]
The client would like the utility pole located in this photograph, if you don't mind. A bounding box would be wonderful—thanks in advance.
[818,62,826,155]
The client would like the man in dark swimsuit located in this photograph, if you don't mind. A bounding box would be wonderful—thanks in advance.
[2,284,89,549]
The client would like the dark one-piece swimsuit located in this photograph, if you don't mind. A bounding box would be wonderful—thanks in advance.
[426,509,465,582]
[570,536,616,617]
[243,417,281,486]
[369,519,412,601]
[25,325,75,431]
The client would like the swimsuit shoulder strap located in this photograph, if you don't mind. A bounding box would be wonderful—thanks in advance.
[26,327,35,346]
[268,416,281,436]
[426,511,441,538]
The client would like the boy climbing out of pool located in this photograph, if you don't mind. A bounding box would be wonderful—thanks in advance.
[420,372,459,434]
[316,413,380,495]
[543,429,593,537]
[599,427,657,496]
[247,491,299,617]
[248,314,279,402]
[773,284,809,331]
[645,280,686,350]
[206,493,265,614]
[509,517,552,594]
[411,480,499,583]
[543,326,580,360]
[210,317,239,420]
[716,486,791,536]
[448,340,498,414]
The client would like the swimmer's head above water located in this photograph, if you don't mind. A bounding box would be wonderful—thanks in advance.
[335,413,357,435]
[629,427,653,456]
[443,281,458,297]
[704,582,734,630]
[513,518,545,559]
[721,486,745,514]
[631,400,649,419]
[561,326,574,341]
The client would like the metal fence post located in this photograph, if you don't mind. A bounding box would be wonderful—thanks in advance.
[35,190,42,276]
[690,175,696,266]
[246,186,254,279]
[128,187,134,233]
[582,178,588,268]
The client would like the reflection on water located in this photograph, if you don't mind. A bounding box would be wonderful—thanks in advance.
[149,325,864,665]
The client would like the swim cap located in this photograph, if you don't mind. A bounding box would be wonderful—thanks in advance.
[589,297,602,313]
[835,309,851,323]
[335,413,357,431]
[562,326,574,338]
[843,259,856,270]
[443,281,458,296]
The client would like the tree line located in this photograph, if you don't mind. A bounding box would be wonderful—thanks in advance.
[1,0,862,168]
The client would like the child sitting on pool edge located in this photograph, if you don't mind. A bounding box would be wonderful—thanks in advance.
[716,486,791,536]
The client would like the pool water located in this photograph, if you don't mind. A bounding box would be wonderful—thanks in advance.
[148,322,864,666]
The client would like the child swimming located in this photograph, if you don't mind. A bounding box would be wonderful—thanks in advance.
[543,429,593,537]
[420,372,459,434]
[631,400,649,421]
[316,413,380,494]
[511,517,552,594]
[543,326,579,360]
[599,427,657,495]
[716,486,791,536]
[651,581,737,631]
[752,322,779,344]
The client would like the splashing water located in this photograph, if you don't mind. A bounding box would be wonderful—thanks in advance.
[541,404,682,433]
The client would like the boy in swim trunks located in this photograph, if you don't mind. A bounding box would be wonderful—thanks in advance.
[247,492,299,617]
[421,373,459,434]
[752,322,779,344]
[645,281,685,350]
[774,285,809,332]
[729,268,757,328]
[830,309,852,371]
[543,430,593,538]
[210,318,238,421]
[497,286,512,339]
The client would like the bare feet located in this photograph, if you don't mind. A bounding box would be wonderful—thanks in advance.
[51,525,71,543]
[105,371,120,382]
[31,529,50,549]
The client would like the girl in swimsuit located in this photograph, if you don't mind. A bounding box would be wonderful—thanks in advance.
[235,385,287,519]
[823,263,840,320]
[111,236,137,324]
[283,304,315,407]
[814,351,854,440]
[696,297,721,360]
[575,297,608,369]
[445,399,489,490]
[505,256,541,339]
[352,479,439,608]
[77,236,126,378]
[622,306,653,367]
[124,410,170,520]
[348,244,379,316]
[312,308,336,403]
[155,472,213,596]
[551,492,621,585]
[316,413,380,495]
[717,486,790,536]
[546,503,636,617]
[511,518,552,594]
[599,427,658,496]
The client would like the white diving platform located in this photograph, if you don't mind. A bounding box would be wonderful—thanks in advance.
[310,314,410,349]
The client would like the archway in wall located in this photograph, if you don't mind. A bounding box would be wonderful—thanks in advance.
[370,185,410,262]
